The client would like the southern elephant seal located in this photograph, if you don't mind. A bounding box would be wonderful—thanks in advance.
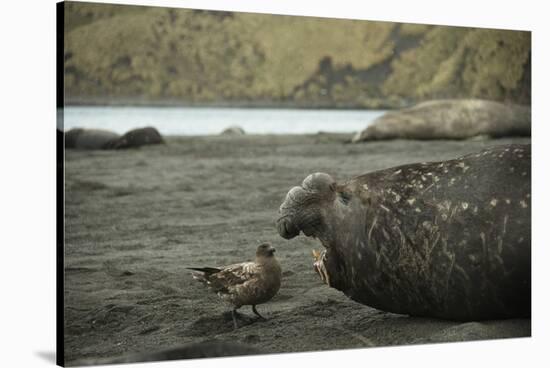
[352,99,531,142]
[277,144,531,321]
[64,128,120,150]
[104,126,164,149]
[221,125,246,136]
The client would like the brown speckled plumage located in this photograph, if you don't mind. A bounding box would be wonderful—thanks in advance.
[188,243,282,328]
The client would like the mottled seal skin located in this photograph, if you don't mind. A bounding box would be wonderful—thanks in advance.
[64,128,120,150]
[352,100,531,142]
[104,126,164,149]
[277,144,531,321]
[221,125,246,136]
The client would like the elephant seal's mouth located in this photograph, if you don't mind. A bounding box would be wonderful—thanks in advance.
[312,249,331,286]
[277,172,345,287]
[277,211,342,290]
[276,216,300,239]
[276,215,323,240]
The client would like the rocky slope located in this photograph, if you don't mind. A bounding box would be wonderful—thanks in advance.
[63,2,531,108]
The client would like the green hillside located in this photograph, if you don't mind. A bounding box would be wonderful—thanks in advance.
[63,2,531,108]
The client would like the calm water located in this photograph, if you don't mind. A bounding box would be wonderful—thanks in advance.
[61,106,386,135]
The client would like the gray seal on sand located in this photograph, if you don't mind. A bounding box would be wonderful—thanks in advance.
[352,99,531,142]
[104,126,164,149]
[277,144,531,321]
[221,125,246,136]
[64,128,120,150]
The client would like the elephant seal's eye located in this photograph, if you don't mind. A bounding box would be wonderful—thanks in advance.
[338,191,351,205]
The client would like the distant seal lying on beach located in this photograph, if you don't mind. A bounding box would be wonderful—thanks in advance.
[277,144,531,321]
[352,99,531,142]
[64,127,164,150]
[104,126,164,149]
[64,128,120,150]
[221,125,246,136]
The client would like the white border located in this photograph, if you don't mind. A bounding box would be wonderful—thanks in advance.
[2,1,548,367]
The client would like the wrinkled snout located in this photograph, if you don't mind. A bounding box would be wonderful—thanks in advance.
[277,172,336,240]
[301,172,335,193]
[277,216,300,239]
[277,185,309,239]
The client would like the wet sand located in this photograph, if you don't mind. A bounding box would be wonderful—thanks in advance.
[64,134,531,365]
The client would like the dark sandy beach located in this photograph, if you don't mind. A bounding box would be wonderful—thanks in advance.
[64,134,531,365]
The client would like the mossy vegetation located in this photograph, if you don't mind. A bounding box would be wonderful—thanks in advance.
[383,27,531,103]
[63,2,531,108]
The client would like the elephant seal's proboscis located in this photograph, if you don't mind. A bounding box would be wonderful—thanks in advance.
[277,144,531,321]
